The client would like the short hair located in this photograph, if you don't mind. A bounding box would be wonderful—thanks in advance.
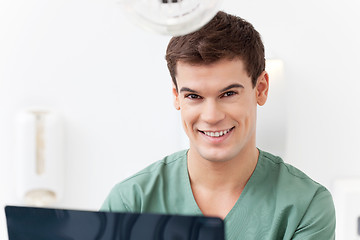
[165,11,265,91]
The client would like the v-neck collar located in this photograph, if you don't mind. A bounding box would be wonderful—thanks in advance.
[224,149,262,221]
[183,149,263,221]
[182,149,204,215]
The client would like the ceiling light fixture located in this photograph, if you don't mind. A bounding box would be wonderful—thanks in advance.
[120,0,223,36]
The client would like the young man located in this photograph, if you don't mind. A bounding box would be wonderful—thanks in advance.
[101,11,335,239]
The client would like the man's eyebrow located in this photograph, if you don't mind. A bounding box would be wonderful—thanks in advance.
[220,83,244,92]
[179,84,244,94]
[180,87,198,93]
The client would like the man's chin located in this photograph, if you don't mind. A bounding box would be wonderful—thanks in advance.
[198,149,236,163]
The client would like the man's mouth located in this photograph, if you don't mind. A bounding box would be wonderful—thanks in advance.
[199,127,235,138]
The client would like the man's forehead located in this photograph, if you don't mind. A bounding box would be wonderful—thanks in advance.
[175,59,250,86]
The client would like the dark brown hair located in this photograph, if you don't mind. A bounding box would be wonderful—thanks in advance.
[165,11,265,91]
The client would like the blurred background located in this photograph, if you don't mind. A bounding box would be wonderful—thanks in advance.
[1,0,360,239]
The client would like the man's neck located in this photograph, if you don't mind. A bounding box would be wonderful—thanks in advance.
[186,146,259,219]
[187,146,259,191]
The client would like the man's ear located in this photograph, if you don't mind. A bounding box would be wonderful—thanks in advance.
[256,71,269,106]
[172,84,180,110]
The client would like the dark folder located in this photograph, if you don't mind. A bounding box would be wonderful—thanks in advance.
[5,205,224,240]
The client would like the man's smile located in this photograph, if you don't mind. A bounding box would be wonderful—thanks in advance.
[198,127,235,138]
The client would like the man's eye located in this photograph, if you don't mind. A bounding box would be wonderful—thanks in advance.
[222,91,237,97]
[185,94,202,99]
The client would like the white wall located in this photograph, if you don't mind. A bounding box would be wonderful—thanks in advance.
[0,1,180,238]
[1,0,360,239]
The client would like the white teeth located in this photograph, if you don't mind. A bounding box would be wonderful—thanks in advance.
[203,128,232,137]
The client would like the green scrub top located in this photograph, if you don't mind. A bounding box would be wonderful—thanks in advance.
[101,149,335,240]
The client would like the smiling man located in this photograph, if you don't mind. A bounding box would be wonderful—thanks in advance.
[101,11,335,239]
[173,58,266,221]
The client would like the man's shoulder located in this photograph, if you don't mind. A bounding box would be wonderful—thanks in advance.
[256,149,333,211]
[225,150,336,239]
[101,149,189,212]
[258,149,325,190]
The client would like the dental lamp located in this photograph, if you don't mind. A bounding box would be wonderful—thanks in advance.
[120,0,223,36]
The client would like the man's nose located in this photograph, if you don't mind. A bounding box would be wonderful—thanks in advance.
[200,100,225,124]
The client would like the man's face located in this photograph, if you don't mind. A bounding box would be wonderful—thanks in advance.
[173,58,268,163]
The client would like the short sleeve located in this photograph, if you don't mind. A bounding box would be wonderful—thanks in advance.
[292,188,336,240]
